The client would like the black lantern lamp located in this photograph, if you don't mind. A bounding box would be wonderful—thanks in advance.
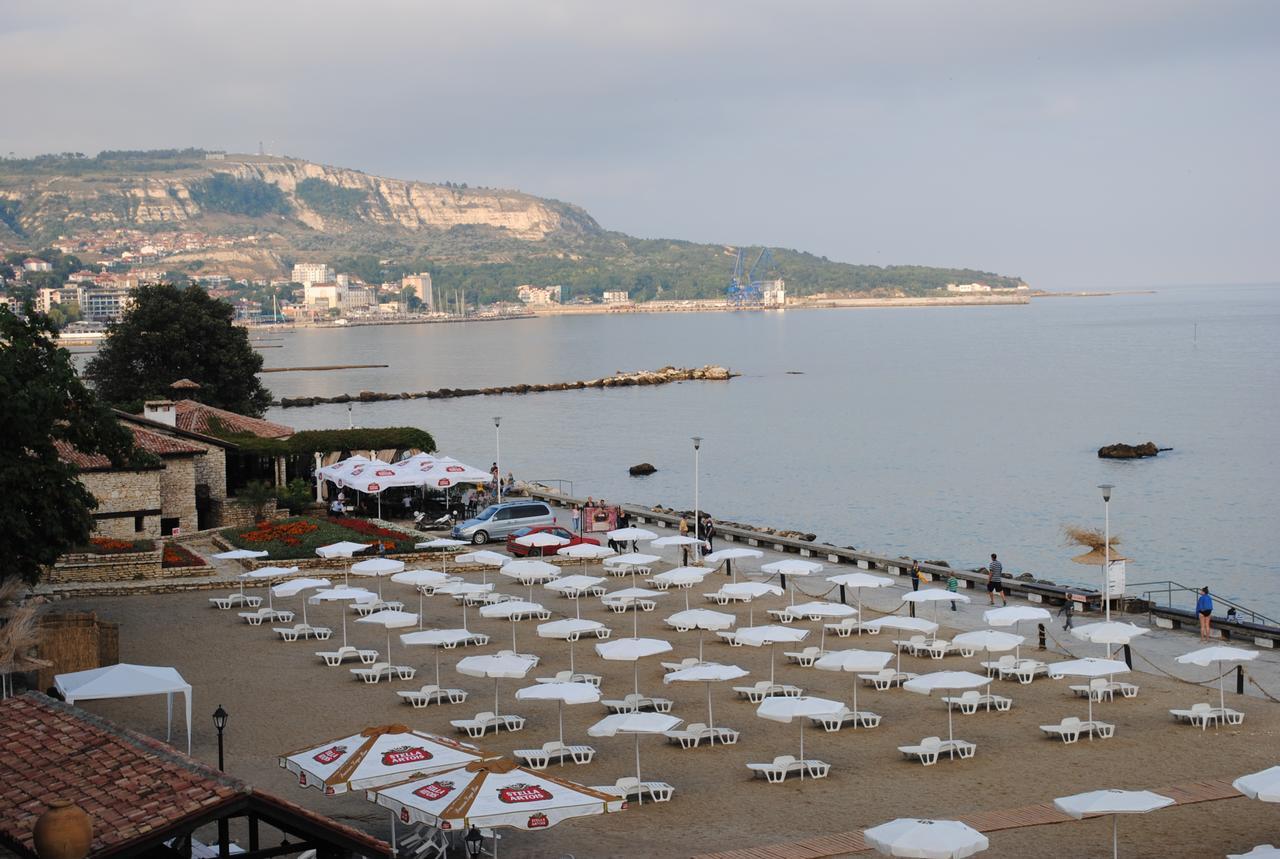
[464,826,484,857]
[212,705,229,771]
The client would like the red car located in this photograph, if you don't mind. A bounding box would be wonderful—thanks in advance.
[506,525,601,557]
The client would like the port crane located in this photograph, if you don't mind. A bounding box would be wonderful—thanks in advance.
[726,247,779,306]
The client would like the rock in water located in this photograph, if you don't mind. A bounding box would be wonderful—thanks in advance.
[1098,442,1160,459]
[629,463,657,476]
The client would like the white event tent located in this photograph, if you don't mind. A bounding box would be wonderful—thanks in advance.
[55,663,192,753]
[317,454,490,518]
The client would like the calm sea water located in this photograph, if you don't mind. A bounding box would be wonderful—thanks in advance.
[260,285,1280,614]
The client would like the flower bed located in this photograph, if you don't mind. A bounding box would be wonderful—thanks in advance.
[220,516,420,560]
[161,543,208,569]
[70,537,157,555]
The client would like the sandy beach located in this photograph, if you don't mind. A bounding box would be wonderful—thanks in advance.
[50,541,1280,859]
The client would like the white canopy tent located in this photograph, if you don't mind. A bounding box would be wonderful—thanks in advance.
[55,663,192,753]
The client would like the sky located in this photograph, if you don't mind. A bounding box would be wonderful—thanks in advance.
[3,1,1277,290]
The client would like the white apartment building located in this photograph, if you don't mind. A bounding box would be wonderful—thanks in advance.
[81,287,135,322]
[601,291,630,305]
[516,284,562,306]
[760,279,787,307]
[291,263,335,287]
[945,282,992,293]
[37,286,83,313]
[303,281,347,310]
[402,273,434,311]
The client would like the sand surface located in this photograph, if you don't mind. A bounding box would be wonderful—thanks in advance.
[57,567,1280,858]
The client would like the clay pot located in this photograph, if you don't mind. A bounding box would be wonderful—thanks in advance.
[32,799,92,859]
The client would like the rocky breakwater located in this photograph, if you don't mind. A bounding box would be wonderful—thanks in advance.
[278,365,737,408]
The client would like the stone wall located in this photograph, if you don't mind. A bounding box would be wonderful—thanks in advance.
[158,455,199,534]
[193,443,228,501]
[79,469,163,539]
[46,548,164,583]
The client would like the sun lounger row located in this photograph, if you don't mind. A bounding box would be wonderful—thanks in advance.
[536,670,602,687]
[605,565,652,578]
[209,593,261,610]
[980,656,1048,684]
[515,740,595,769]
[316,645,380,666]
[1169,703,1244,729]
[353,599,404,616]
[1070,678,1139,700]
[747,755,831,783]
[592,776,673,803]
[350,663,416,684]
[892,635,954,660]
[942,690,1013,714]
[733,681,803,703]
[451,711,526,738]
[601,692,673,713]
[1040,716,1114,743]
[238,608,293,625]
[899,737,976,765]
[273,623,332,642]
[397,684,468,707]
[859,669,917,690]
[664,722,740,748]
[810,707,881,731]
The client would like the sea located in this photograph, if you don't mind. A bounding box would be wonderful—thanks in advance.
[258,285,1280,616]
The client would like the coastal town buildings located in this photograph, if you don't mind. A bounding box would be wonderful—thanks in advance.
[291,262,335,287]
[602,290,630,305]
[79,286,135,322]
[402,272,434,310]
[517,284,562,306]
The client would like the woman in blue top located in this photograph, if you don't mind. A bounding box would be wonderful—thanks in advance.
[1196,587,1214,642]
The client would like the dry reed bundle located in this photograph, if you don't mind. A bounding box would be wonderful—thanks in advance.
[1063,525,1121,552]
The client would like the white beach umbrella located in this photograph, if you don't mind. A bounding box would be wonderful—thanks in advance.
[355,609,418,666]
[1233,766,1280,803]
[480,600,547,652]
[369,757,625,833]
[316,541,371,559]
[1228,846,1280,859]
[557,543,616,565]
[515,531,571,558]
[213,549,270,601]
[952,630,1025,708]
[606,527,658,548]
[457,652,538,719]
[828,572,895,634]
[1071,621,1149,658]
[309,586,377,647]
[756,695,843,775]
[721,581,786,625]
[240,566,301,611]
[391,569,452,624]
[1053,789,1174,859]
[587,711,682,804]
[664,662,748,744]
[652,566,712,609]
[814,649,893,725]
[982,605,1051,658]
[864,818,989,859]
[603,552,663,589]
[456,550,510,584]
[736,625,809,686]
[502,558,561,600]
[538,618,611,674]
[666,608,736,661]
[280,725,486,795]
[351,557,405,598]
[761,559,824,604]
[904,671,991,759]
[596,637,673,697]
[401,627,480,687]
[904,588,971,625]
[649,534,705,564]
[863,615,941,674]
[435,580,493,627]
[415,537,468,576]
[271,577,331,626]
[544,574,607,618]
[1175,645,1259,716]
[702,547,763,582]
[606,586,670,636]
[1048,658,1131,727]
[516,681,601,753]
[788,600,859,650]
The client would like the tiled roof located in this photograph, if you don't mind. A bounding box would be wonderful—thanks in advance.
[174,400,293,439]
[54,426,206,471]
[0,694,243,856]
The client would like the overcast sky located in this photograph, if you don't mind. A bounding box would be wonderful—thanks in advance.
[4,1,1277,289]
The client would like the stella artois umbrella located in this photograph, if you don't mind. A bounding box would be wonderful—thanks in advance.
[279,724,489,795]
[370,757,624,834]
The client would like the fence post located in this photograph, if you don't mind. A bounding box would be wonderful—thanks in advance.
[839,584,847,605]
[1038,623,1046,651]
[1122,643,1133,669]
[1237,665,1245,696]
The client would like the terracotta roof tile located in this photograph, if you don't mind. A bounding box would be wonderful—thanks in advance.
[54,426,206,470]
[173,399,293,439]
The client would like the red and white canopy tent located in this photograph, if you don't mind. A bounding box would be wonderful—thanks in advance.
[317,454,490,518]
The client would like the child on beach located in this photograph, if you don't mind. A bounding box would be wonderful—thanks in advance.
[947,573,959,610]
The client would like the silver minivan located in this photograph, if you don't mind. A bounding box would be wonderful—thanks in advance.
[451,500,555,544]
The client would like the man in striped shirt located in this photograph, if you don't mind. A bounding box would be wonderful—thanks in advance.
[986,553,1007,606]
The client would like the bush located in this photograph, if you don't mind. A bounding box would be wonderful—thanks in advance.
[238,480,277,522]
[275,478,314,515]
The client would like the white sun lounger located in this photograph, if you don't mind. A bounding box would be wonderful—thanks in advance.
[209,593,261,610]
[1040,716,1114,743]
[535,669,602,687]
[1001,658,1048,684]
[272,624,332,642]
[943,690,1013,714]
[747,755,831,783]
[810,706,881,731]
[514,740,595,769]
[661,657,703,673]
[316,645,379,666]
[350,662,416,684]
[705,590,750,605]
[767,608,799,623]
[353,599,405,616]
[238,608,293,626]
[397,684,468,708]
[824,617,861,638]
[732,681,803,703]
[899,736,976,765]
[858,669,916,690]
[600,693,673,714]
[450,711,526,738]
[664,722,739,749]
[1169,702,1218,729]
[981,655,1017,677]
[592,776,673,803]
[606,565,651,578]
[784,646,824,667]
[1070,677,1137,698]
[716,630,741,646]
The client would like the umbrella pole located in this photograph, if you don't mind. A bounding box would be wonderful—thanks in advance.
[418,590,424,628]
[558,700,565,761]
[635,733,644,806]
[1112,814,1118,859]
[706,683,715,745]
[633,661,640,697]
[684,589,690,611]
[512,622,518,652]
[698,632,705,663]
[770,647,776,686]
[494,677,500,717]
[301,598,308,626]
[569,638,576,673]
[633,605,639,639]
[435,648,442,688]
[856,590,863,636]
[947,698,955,760]
[340,606,348,647]
[1088,693,1094,740]
[575,595,581,619]
[386,630,393,666]
[852,678,859,725]
[1219,660,1226,714]
[799,721,805,777]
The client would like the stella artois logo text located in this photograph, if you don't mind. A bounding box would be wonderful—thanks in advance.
[382,745,434,766]
[412,780,455,801]
[498,783,553,804]
[376,469,395,477]
[400,807,410,823]
[367,482,380,491]
[312,744,346,765]
[527,812,549,828]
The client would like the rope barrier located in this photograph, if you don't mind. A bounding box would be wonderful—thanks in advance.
[1243,669,1280,704]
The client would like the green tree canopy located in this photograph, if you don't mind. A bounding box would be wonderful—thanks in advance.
[0,306,139,584]
[85,283,273,416]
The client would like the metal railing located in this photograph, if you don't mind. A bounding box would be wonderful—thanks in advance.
[1129,579,1278,627]
[526,478,574,497]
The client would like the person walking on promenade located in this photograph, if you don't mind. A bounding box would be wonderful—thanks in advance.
[1196,587,1214,642]
[987,554,1007,606]
[678,515,690,565]
[910,561,922,592]
[947,572,959,610]
[571,505,581,534]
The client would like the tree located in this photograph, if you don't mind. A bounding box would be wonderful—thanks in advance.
[85,282,273,416]
[0,306,138,584]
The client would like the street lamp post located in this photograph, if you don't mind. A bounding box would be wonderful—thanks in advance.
[494,417,503,503]
[692,436,702,555]
[1098,484,1114,622]
[212,705,230,857]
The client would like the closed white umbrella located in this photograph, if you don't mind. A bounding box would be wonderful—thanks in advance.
[1048,658,1131,728]
[864,616,940,674]
[308,586,376,648]
[391,569,451,625]
[1175,645,1259,717]
[666,608,736,661]
[721,581,785,625]
[736,625,809,686]
[351,557,405,598]
[502,559,560,600]
[457,652,538,719]
[1053,789,1174,859]
[814,649,892,726]
[544,574,607,618]
[516,681,601,754]
[1233,765,1280,802]
[864,818,989,859]
[538,618,611,674]
[400,627,480,687]
[480,599,547,652]
[595,637,673,697]
[664,662,748,745]
[271,577,331,626]
[761,559,824,605]
[702,547,763,582]
[355,609,418,666]
[456,550,510,584]
[587,711,682,804]
[756,696,843,775]
[828,572,894,635]
[904,671,990,759]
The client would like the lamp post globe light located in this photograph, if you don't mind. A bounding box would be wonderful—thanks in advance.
[212,704,228,771]
[494,417,503,503]
[1098,484,1114,622]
